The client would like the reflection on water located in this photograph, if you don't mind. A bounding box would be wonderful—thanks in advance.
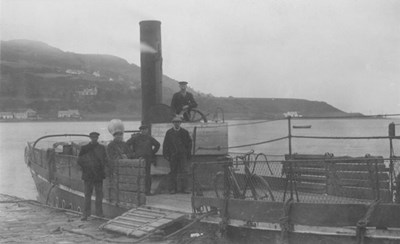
[1,119,399,199]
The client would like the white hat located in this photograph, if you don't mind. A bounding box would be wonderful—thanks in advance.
[108,119,125,135]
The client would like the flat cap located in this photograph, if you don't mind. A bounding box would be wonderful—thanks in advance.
[89,132,100,137]
[172,116,182,122]
[178,81,188,85]
[139,125,149,130]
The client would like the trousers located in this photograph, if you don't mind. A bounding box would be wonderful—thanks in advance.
[169,153,188,192]
[83,181,103,217]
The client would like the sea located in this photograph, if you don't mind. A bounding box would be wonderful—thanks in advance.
[1,118,399,200]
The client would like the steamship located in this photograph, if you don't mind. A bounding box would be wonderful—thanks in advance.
[25,21,400,243]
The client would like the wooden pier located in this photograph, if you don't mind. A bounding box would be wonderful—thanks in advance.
[0,193,196,243]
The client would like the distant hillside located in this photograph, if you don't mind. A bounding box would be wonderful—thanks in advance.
[0,40,350,120]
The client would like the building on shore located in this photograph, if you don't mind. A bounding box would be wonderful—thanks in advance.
[0,112,13,120]
[283,111,303,118]
[57,109,81,119]
[0,109,38,120]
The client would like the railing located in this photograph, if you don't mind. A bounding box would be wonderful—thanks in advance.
[192,117,400,207]
[192,154,395,205]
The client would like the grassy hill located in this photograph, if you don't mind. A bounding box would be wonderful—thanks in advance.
[0,39,350,120]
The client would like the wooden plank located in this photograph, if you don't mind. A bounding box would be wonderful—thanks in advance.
[291,203,400,228]
[294,161,326,168]
[334,163,388,172]
[103,224,133,235]
[192,196,400,228]
[338,179,389,189]
[117,215,151,223]
[133,210,166,218]
[118,167,145,176]
[295,175,326,183]
[289,154,328,159]
[337,171,389,180]
[333,186,391,202]
[107,219,142,227]
[117,159,145,168]
[296,182,326,194]
[119,182,145,192]
[124,212,159,219]
[285,167,326,175]
[118,175,144,184]
[129,230,147,238]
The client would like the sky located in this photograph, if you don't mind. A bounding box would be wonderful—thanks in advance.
[1,0,399,115]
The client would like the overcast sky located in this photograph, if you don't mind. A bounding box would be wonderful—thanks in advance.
[1,0,399,115]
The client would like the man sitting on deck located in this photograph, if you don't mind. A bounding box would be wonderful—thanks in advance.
[170,81,198,122]
[77,132,107,221]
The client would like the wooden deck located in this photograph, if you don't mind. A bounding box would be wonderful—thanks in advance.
[0,193,183,243]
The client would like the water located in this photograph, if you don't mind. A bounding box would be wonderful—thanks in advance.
[1,119,399,200]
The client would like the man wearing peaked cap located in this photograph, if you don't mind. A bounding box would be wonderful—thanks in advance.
[170,81,197,121]
[89,132,100,137]
[171,116,182,122]
[139,125,148,130]
[78,131,107,220]
[163,116,192,194]
[126,124,160,195]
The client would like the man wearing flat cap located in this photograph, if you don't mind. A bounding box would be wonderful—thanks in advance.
[162,117,192,194]
[170,81,198,121]
[126,125,160,195]
[78,132,107,220]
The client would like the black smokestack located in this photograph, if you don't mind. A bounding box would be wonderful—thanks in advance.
[139,20,162,126]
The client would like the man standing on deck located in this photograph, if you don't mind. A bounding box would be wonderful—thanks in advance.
[170,81,198,122]
[163,116,192,194]
[126,125,160,195]
[77,132,107,221]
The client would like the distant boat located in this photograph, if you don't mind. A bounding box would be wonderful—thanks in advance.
[293,125,312,129]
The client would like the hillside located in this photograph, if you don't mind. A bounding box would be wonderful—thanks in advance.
[0,40,349,120]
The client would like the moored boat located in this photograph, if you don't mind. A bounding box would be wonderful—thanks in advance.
[24,20,400,243]
[293,125,312,129]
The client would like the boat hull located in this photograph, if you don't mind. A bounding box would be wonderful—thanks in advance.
[29,167,128,218]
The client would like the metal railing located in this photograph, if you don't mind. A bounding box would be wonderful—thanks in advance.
[192,117,400,205]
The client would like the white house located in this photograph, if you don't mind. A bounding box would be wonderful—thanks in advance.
[0,112,13,119]
[283,111,303,118]
[77,87,97,96]
[66,69,84,75]
[58,110,80,118]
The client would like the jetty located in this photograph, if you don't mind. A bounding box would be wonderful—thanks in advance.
[0,193,213,243]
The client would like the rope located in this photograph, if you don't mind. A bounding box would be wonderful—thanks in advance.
[356,199,381,244]
[226,119,285,127]
[197,136,288,151]
[293,135,400,140]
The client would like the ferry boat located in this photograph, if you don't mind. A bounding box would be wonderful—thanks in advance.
[24,21,400,243]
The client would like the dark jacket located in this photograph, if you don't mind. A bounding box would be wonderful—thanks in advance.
[170,91,197,114]
[126,134,160,158]
[162,127,192,161]
[106,140,134,161]
[77,142,107,182]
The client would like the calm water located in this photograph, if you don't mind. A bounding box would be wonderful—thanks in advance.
[1,119,399,200]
